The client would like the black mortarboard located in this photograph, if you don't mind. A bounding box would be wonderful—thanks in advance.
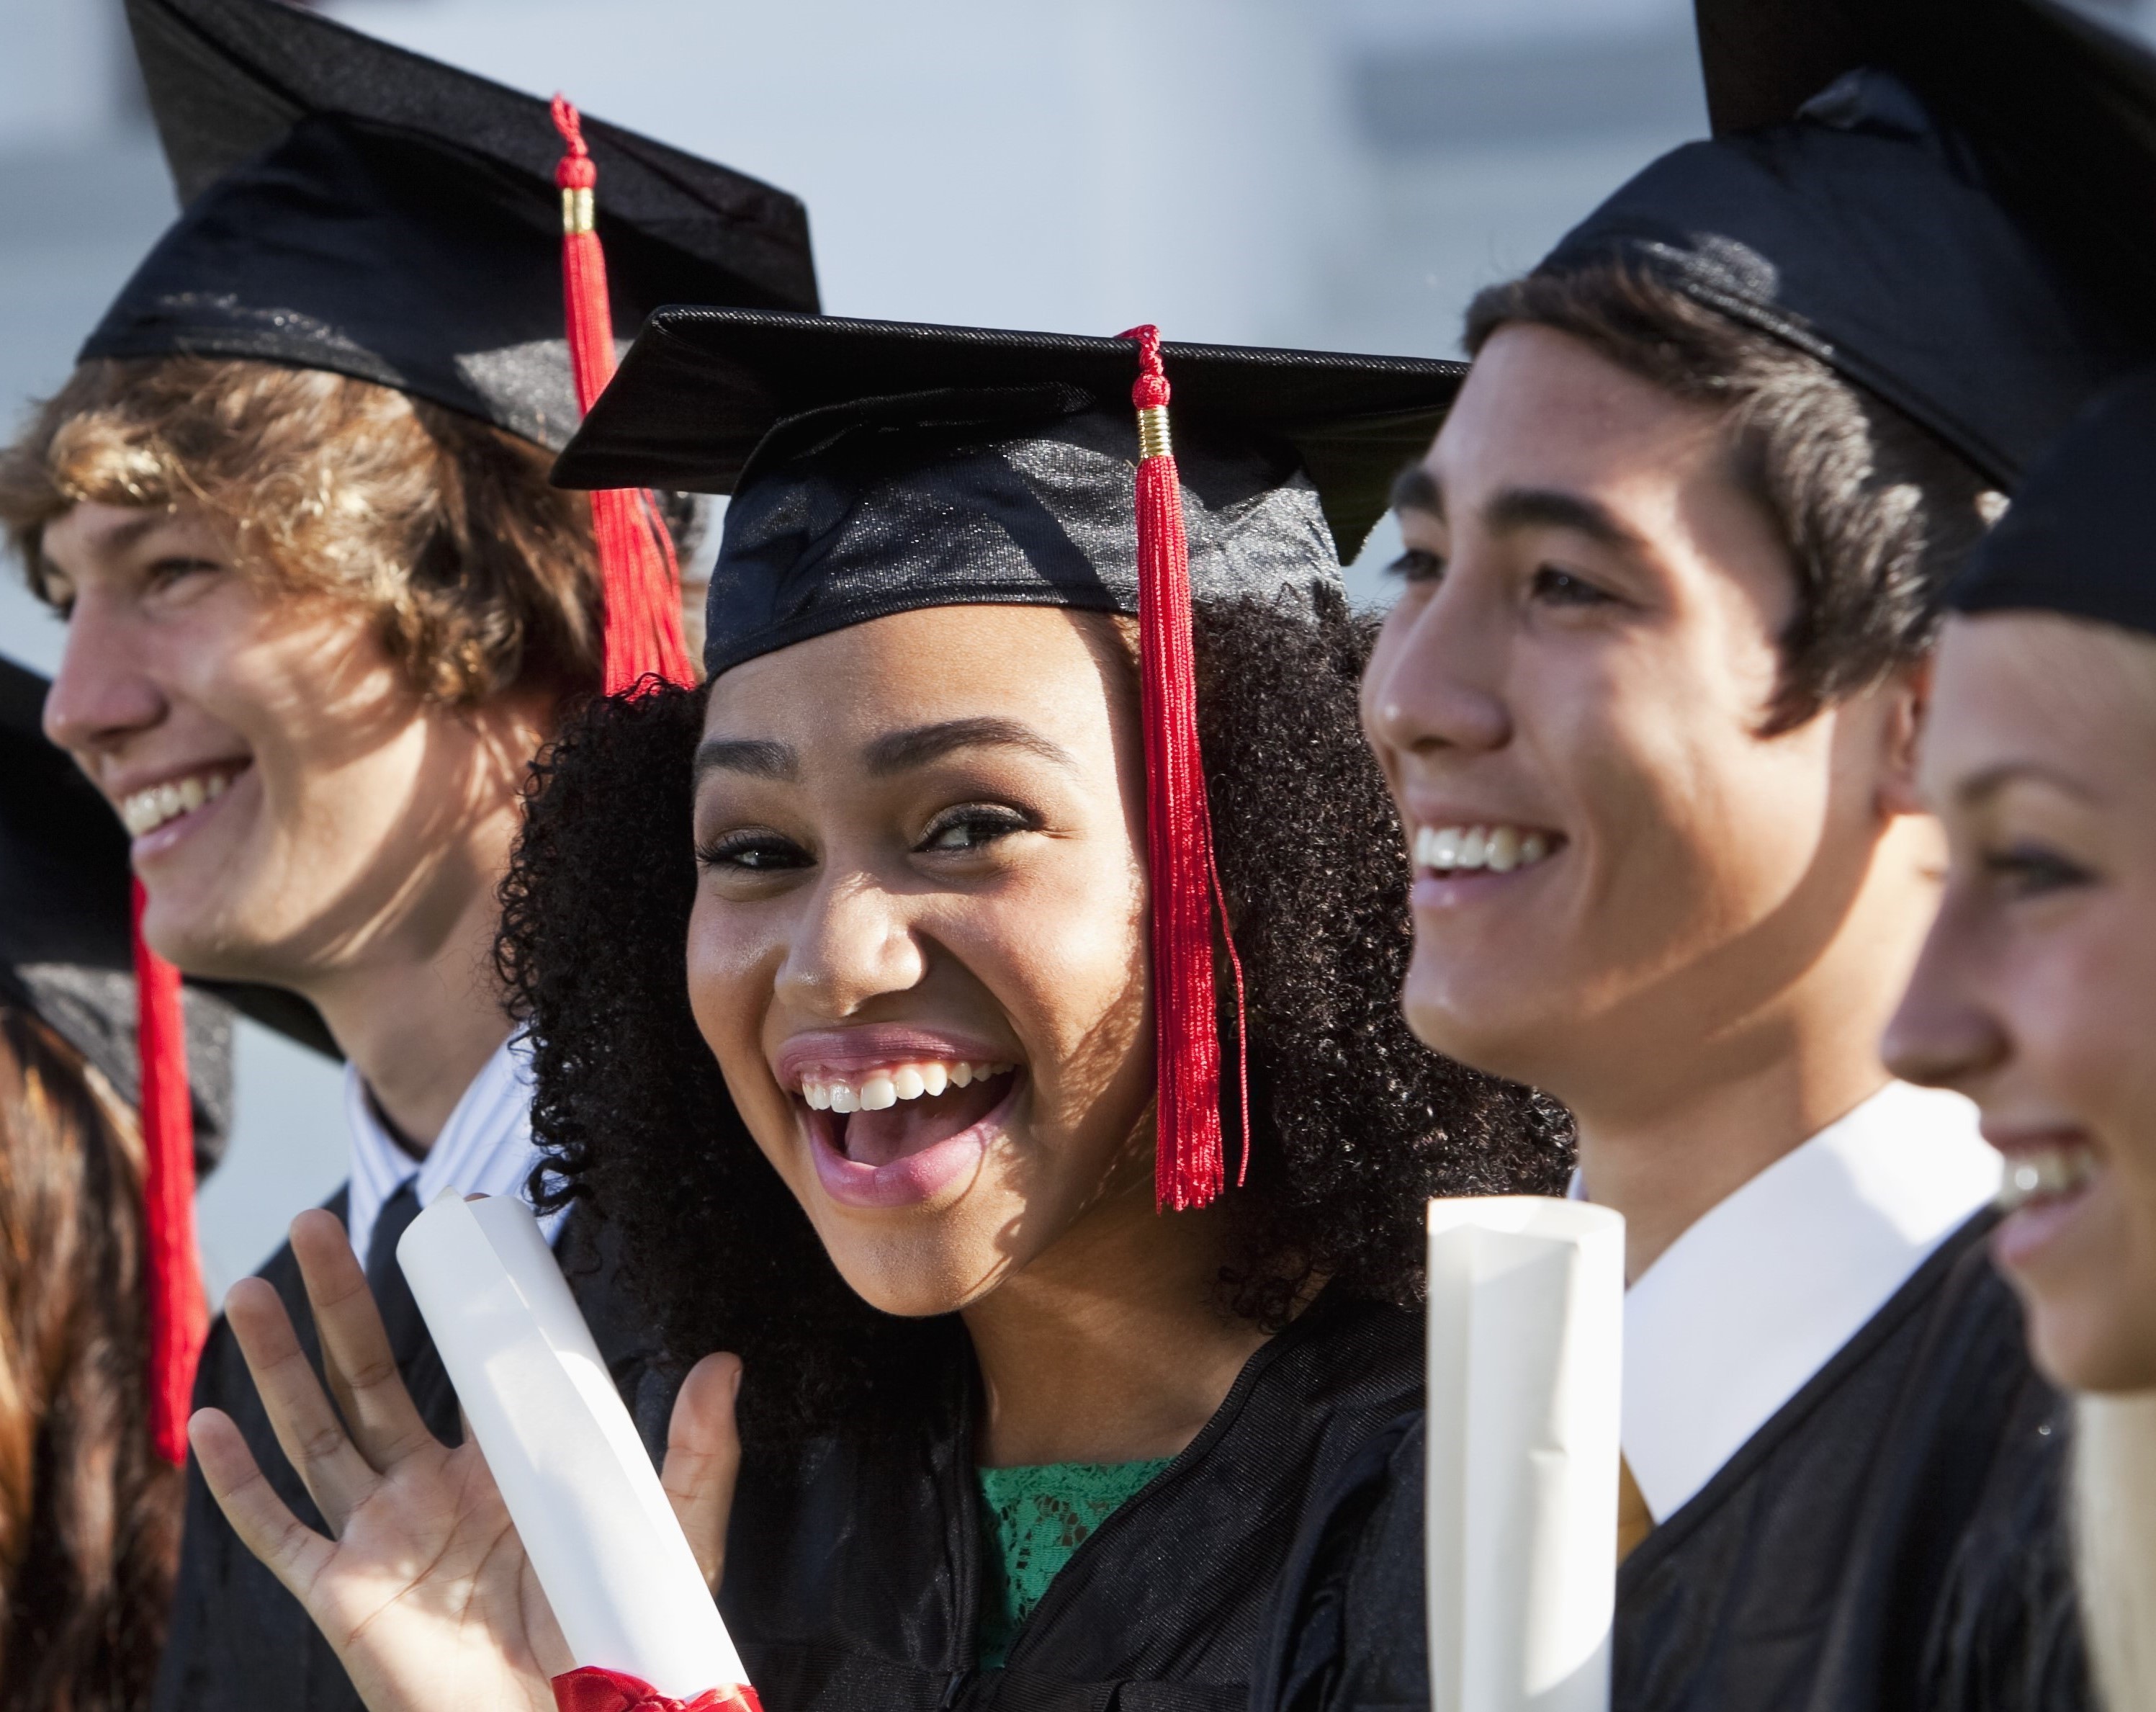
[1535,0,2156,490]
[79,0,819,452]
[0,655,336,1173]
[552,308,1465,676]
[1947,367,2156,635]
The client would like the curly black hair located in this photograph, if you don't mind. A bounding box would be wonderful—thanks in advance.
[500,591,1572,1443]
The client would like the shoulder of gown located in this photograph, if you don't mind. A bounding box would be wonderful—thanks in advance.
[1250,1214,2093,1712]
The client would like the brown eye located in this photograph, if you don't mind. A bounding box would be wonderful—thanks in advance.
[1982,844,2094,897]
[1386,548,1444,584]
[917,806,1033,853]
[1531,566,1611,606]
[699,830,811,873]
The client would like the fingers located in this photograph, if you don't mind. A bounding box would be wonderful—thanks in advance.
[289,1210,436,1472]
[662,1353,743,1593]
[224,1276,381,1535]
[191,1407,338,1605]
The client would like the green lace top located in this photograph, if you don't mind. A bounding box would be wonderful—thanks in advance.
[975,1458,1172,1669]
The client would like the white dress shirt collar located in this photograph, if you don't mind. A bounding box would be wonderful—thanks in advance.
[1577,1080,2002,1525]
[343,1031,565,1263]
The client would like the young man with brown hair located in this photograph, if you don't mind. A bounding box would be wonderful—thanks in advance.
[0,1,817,1707]
[1266,5,2156,1710]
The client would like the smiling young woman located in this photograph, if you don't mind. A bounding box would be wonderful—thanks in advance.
[181,311,1569,1712]
[1885,370,2156,1711]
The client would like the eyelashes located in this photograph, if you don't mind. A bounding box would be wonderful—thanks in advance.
[695,803,1043,874]
[696,830,810,873]
[915,805,1038,853]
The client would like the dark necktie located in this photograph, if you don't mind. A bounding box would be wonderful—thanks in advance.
[364,1178,428,1373]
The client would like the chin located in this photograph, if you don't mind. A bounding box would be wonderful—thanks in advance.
[2024,1292,2156,1395]
[827,1240,1003,1319]
[137,887,270,982]
[1399,968,1551,1086]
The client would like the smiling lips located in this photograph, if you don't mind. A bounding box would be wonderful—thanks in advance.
[1411,823,1560,876]
[119,764,246,836]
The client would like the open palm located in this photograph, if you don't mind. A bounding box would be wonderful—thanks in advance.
[191,1208,741,1712]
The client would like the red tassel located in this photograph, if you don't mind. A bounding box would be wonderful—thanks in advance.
[1118,326,1249,1211]
[552,1666,763,1712]
[132,881,205,1466]
[552,95,695,695]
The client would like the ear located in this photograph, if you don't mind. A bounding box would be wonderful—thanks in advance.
[1875,655,1931,818]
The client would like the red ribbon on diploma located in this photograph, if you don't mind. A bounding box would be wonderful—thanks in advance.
[552,1667,764,1712]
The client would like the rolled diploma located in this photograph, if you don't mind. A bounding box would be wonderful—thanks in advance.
[398,1192,747,1702]
[1425,1196,1624,1712]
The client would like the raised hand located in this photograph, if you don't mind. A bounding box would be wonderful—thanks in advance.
[192,1207,743,1712]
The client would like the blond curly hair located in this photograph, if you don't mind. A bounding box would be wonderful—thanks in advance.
[0,358,602,704]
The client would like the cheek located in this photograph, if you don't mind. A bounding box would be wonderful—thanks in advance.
[2013,905,2156,1142]
[686,889,783,1092]
[1580,672,1834,945]
[963,851,1150,1114]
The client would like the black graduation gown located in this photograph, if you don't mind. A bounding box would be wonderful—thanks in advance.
[720,1296,1421,1712]
[1257,1210,2090,1712]
[151,1189,670,1712]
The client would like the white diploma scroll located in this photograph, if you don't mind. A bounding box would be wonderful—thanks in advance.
[1425,1196,1625,1712]
[399,1193,747,1703]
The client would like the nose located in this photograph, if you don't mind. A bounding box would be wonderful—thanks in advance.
[42,594,166,771]
[775,867,930,1019]
[1882,895,2009,1092]
[1361,575,1511,763]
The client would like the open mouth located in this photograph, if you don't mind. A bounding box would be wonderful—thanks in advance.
[794,1058,1019,1203]
[1411,823,1565,878]
[1991,1138,2103,1273]
[1994,1142,2098,1214]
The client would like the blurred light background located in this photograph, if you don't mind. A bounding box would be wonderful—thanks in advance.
[0,0,1728,1290]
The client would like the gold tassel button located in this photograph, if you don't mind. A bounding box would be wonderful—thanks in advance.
[1136,405,1173,462]
[561,186,596,235]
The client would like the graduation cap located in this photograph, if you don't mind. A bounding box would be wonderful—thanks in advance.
[1947,365,2156,635]
[0,655,337,1462]
[1535,0,2156,490]
[87,0,822,691]
[555,307,1466,1211]
[87,0,817,447]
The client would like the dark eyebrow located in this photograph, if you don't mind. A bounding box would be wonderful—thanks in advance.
[864,717,1077,777]
[693,738,799,783]
[1955,760,2101,810]
[1390,465,1442,519]
[1483,486,1647,553]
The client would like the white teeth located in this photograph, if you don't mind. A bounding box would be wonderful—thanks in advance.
[795,1057,1018,1108]
[1995,1146,2098,1212]
[120,768,238,838]
[1412,822,1558,877]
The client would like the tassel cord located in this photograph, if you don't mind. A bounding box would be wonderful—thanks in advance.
[132,882,204,1466]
